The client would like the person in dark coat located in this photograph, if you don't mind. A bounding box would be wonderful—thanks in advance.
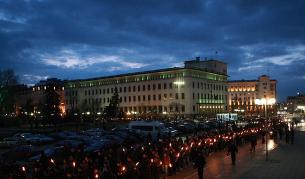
[195,151,206,179]
[227,141,238,165]
[290,129,295,144]
[250,135,257,152]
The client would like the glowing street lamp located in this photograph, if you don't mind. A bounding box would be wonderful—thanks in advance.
[255,98,276,161]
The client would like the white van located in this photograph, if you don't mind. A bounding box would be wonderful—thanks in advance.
[128,121,166,140]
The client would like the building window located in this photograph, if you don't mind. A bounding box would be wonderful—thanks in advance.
[164,94,167,99]
[175,93,179,99]
[124,96,126,102]
[158,83,161,90]
[148,95,151,101]
[182,93,185,100]
[129,96,131,102]
[193,82,195,88]
[193,105,195,112]
[143,85,146,91]
[169,82,172,89]
[138,85,141,91]
[128,86,131,92]
[153,95,156,100]
[164,83,167,89]
[158,94,161,100]
[119,87,122,93]
[124,87,126,92]
[143,95,146,101]
[193,93,195,99]
[133,96,136,102]
[107,88,109,94]
[133,86,136,92]
[85,90,87,96]
[182,105,185,112]
[148,85,151,91]
[138,96,141,101]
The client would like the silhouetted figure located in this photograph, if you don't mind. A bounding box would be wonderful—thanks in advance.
[278,127,283,140]
[147,132,153,143]
[285,129,290,144]
[228,142,238,165]
[250,135,257,152]
[195,151,206,179]
[290,129,295,145]
[262,132,266,144]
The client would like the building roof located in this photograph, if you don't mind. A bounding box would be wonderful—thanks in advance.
[228,79,277,83]
[184,58,227,64]
[66,66,227,83]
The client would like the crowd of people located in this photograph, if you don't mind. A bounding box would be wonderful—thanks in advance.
[0,120,293,179]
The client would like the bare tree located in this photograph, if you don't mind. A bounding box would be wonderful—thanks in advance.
[0,69,19,115]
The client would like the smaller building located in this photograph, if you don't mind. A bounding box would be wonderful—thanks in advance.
[15,78,65,116]
[286,93,305,114]
[228,75,277,117]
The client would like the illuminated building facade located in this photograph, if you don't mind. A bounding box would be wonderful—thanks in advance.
[228,75,277,116]
[286,93,305,113]
[16,78,66,116]
[65,58,228,118]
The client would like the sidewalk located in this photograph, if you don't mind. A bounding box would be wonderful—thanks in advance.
[235,128,305,179]
[169,128,305,179]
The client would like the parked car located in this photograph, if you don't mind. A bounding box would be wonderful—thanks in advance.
[128,121,167,140]
[0,137,22,148]
[84,139,111,153]
[29,146,65,161]
[35,134,54,143]
[177,123,195,134]
[2,145,40,161]
[50,131,77,140]
[84,128,104,136]
[160,127,179,138]
[55,140,84,149]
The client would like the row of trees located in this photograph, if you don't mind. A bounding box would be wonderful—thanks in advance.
[0,69,123,125]
[0,69,18,115]
[0,69,62,126]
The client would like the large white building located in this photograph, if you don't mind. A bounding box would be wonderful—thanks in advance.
[64,58,228,118]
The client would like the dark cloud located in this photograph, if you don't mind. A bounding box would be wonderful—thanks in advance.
[0,0,305,101]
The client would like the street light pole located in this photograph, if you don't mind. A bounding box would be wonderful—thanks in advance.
[264,101,268,161]
[256,98,276,161]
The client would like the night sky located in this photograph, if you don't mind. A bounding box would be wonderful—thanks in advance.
[1,0,305,101]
